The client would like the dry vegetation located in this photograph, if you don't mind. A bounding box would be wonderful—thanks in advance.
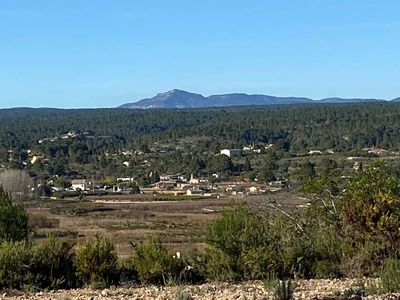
[26,192,303,257]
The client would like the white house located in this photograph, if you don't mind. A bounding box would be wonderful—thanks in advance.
[308,150,322,155]
[71,179,88,191]
[186,189,204,196]
[249,186,259,194]
[220,149,242,157]
[154,181,176,190]
[117,177,134,182]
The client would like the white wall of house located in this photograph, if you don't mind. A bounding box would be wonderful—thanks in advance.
[220,149,242,157]
[71,180,87,191]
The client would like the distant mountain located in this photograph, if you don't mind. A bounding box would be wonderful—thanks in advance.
[207,93,314,106]
[118,89,388,109]
[118,90,207,109]
[318,97,385,103]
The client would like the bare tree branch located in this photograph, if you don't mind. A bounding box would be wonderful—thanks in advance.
[0,169,34,201]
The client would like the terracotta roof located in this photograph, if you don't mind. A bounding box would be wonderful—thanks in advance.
[71,179,85,184]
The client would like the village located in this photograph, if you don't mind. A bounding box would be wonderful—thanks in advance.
[2,131,394,203]
[47,173,291,200]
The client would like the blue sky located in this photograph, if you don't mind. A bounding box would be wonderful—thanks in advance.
[1,0,399,108]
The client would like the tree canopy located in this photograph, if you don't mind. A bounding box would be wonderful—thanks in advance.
[0,186,29,242]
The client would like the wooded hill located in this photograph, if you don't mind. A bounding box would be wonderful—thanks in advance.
[1,102,400,180]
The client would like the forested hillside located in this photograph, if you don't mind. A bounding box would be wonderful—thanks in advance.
[1,102,400,182]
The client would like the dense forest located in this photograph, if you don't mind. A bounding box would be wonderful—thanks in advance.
[1,102,400,183]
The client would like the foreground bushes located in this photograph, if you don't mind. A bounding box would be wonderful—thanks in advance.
[188,160,400,284]
[0,235,201,290]
[188,203,290,281]
[74,236,119,287]
[2,160,400,291]
[0,238,76,290]
[129,237,189,285]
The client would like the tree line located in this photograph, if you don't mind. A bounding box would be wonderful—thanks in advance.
[1,102,400,181]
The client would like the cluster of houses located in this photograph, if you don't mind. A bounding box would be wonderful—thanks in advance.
[362,147,389,155]
[147,174,214,196]
[307,149,335,155]
[50,179,89,193]
[146,174,290,197]
[220,146,262,157]
[219,144,277,157]
[307,147,392,156]
[38,131,97,144]
[6,149,46,165]
[42,170,292,198]
[50,178,127,194]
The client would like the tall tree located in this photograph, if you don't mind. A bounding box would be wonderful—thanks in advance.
[0,186,30,242]
[297,161,316,182]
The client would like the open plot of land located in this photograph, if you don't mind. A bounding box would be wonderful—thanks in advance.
[26,192,306,258]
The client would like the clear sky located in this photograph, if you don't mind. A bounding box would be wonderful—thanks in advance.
[1,0,399,108]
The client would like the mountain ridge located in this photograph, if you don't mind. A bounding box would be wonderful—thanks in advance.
[118,89,391,109]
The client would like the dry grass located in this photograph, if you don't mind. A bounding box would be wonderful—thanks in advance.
[26,192,303,258]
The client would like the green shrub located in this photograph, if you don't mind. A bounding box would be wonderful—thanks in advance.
[286,228,343,279]
[241,246,287,280]
[189,239,287,282]
[340,240,384,278]
[0,186,30,242]
[202,202,287,281]
[380,258,400,293]
[0,237,77,290]
[295,174,344,279]
[206,202,269,258]
[263,272,279,293]
[74,236,119,287]
[340,161,400,268]
[342,283,369,297]
[0,240,37,289]
[187,247,239,282]
[299,160,400,278]
[272,280,295,300]
[129,237,185,285]
[264,276,295,300]
[34,236,77,289]
[118,260,139,285]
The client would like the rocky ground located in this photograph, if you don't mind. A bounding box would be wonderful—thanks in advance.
[1,279,400,300]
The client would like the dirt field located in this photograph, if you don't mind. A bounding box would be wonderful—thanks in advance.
[26,192,305,258]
